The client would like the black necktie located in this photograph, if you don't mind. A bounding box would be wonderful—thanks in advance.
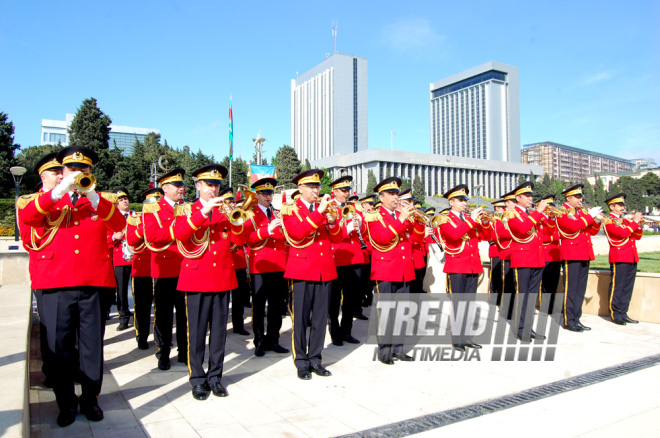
[391,212,397,220]
[208,209,213,221]
[71,193,79,206]
[460,213,465,222]
[309,204,314,213]
[124,213,129,219]
[267,207,272,221]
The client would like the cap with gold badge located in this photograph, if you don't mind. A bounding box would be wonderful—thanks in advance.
[112,187,130,200]
[374,177,402,194]
[562,184,584,198]
[251,177,277,193]
[398,188,413,201]
[158,167,186,186]
[443,184,469,200]
[492,199,506,208]
[330,175,352,191]
[292,169,324,186]
[33,152,63,175]
[291,190,302,201]
[359,195,375,204]
[56,145,98,169]
[512,182,534,197]
[605,193,626,205]
[142,188,164,203]
[192,164,227,186]
[219,187,235,200]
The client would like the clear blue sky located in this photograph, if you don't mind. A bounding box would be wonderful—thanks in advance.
[1,0,658,164]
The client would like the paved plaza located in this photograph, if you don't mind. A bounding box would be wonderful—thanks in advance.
[27,288,660,438]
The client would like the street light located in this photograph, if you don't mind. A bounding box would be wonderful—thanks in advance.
[474,184,484,210]
[10,166,27,242]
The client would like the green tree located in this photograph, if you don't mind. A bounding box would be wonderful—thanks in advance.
[412,175,425,204]
[593,175,607,209]
[14,143,62,194]
[0,112,21,196]
[612,176,644,212]
[219,156,249,194]
[274,145,301,189]
[639,172,660,196]
[251,150,268,165]
[320,168,333,195]
[517,174,527,185]
[582,179,595,206]
[400,177,412,191]
[300,159,311,171]
[366,170,377,195]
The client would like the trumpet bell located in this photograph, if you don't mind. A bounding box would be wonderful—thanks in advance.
[75,172,96,193]
[342,205,355,220]
[229,209,251,226]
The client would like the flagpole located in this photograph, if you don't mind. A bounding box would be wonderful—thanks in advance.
[229,94,233,189]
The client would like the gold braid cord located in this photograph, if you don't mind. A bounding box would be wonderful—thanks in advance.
[143,211,174,253]
[27,206,70,252]
[174,203,210,259]
[281,202,316,249]
[364,211,399,252]
[246,214,268,251]
[602,220,631,248]
[503,212,537,244]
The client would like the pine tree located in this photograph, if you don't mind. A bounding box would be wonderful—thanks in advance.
[366,170,377,195]
[219,156,249,193]
[400,177,411,191]
[593,175,607,209]
[14,143,62,194]
[320,168,333,195]
[413,175,425,205]
[582,179,595,206]
[274,145,301,189]
[0,112,21,196]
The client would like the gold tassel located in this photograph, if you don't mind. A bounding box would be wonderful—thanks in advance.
[126,214,142,226]
[142,202,161,214]
[100,192,119,203]
[174,203,192,217]
[16,192,40,210]
[280,202,297,216]
[364,211,380,223]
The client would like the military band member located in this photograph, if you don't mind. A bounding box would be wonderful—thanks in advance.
[366,177,424,364]
[557,184,602,332]
[359,195,376,308]
[107,187,134,331]
[17,152,63,388]
[397,189,427,293]
[503,182,548,341]
[281,169,344,380]
[603,193,643,325]
[126,188,162,349]
[143,168,188,370]
[21,145,126,426]
[291,190,301,201]
[438,184,485,351]
[245,177,289,356]
[497,192,516,316]
[328,176,366,345]
[481,200,506,300]
[539,195,562,313]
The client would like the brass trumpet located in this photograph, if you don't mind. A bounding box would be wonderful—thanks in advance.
[74,172,97,193]
[326,202,341,220]
[228,185,257,226]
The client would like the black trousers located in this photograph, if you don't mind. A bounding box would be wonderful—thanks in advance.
[132,276,154,343]
[375,280,411,360]
[290,279,330,369]
[609,262,637,320]
[447,273,479,345]
[251,271,286,347]
[231,268,249,331]
[361,259,374,306]
[500,259,516,319]
[114,265,132,325]
[513,267,543,339]
[329,264,362,340]
[563,260,590,327]
[542,261,562,314]
[41,288,104,411]
[489,257,503,297]
[33,289,55,379]
[153,277,187,358]
[413,267,426,293]
[185,291,229,387]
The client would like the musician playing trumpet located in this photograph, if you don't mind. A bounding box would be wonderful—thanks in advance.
[603,193,643,325]
[538,195,562,313]
[397,188,427,294]
[107,187,135,330]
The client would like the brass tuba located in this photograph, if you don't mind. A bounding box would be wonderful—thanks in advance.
[228,184,257,226]
[74,172,97,194]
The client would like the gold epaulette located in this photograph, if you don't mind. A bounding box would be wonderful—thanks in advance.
[100,192,119,203]
[126,214,142,226]
[174,203,192,217]
[142,202,161,214]
[364,210,380,223]
[434,214,449,226]
[280,201,298,216]
[502,210,517,222]
[17,192,41,210]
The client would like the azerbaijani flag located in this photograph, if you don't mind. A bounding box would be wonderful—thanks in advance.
[229,96,233,160]
[249,164,275,183]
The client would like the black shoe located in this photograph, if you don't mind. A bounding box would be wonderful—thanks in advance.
[158,356,171,370]
[623,316,639,324]
[178,354,187,365]
[354,313,368,321]
[265,343,289,354]
[343,335,360,344]
[379,358,395,365]
[254,344,266,357]
[452,344,466,352]
[331,338,344,347]
[43,375,53,389]
[116,321,129,331]
[210,382,229,397]
[393,353,414,361]
[80,402,104,422]
[516,334,531,343]
[565,325,584,332]
[56,399,78,428]
[297,368,312,380]
[309,364,332,376]
[613,318,627,325]
[137,340,149,350]
[531,330,546,340]
[577,322,591,331]
[233,328,250,336]
[192,383,210,400]
[466,342,483,349]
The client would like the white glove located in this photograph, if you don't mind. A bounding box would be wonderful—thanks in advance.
[51,172,79,201]
[588,206,603,218]
[86,189,100,210]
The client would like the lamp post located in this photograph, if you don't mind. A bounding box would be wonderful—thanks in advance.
[10,166,27,242]
[474,184,484,211]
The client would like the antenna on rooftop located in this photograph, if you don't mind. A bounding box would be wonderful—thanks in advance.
[332,20,337,54]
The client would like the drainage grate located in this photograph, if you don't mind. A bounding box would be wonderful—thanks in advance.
[339,354,660,438]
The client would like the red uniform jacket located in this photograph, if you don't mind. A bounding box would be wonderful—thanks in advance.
[540,217,561,263]
[143,197,183,279]
[174,200,247,292]
[231,238,248,271]
[107,210,134,267]
[331,200,367,267]
[366,207,425,282]
[245,205,287,273]
[439,212,483,274]
[504,206,545,269]
[126,214,152,278]
[358,210,372,264]
[21,191,126,289]
[281,199,344,282]
[556,204,601,261]
[17,189,45,281]
[604,214,643,264]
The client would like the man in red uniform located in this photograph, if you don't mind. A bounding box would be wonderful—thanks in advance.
[503,182,548,341]
[107,187,134,331]
[397,188,427,294]
[603,193,643,325]
[365,177,425,364]
[481,200,506,299]
[143,168,188,370]
[438,184,485,351]
[21,145,126,427]
[538,195,562,314]
[328,175,366,345]
[359,195,376,308]
[244,177,289,356]
[17,152,63,388]
[557,184,602,332]
[175,164,248,400]
[126,188,163,349]
[281,169,344,380]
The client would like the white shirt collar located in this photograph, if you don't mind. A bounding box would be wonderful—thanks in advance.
[450,210,462,218]
[300,198,313,209]
[258,203,269,214]
[610,213,621,218]
[515,204,527,214]
[383,206,396,216]
[164,196,176,208]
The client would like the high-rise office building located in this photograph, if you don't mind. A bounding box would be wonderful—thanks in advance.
[429,61,520,162]
[41,113,159,156]
[291,53,368,163]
